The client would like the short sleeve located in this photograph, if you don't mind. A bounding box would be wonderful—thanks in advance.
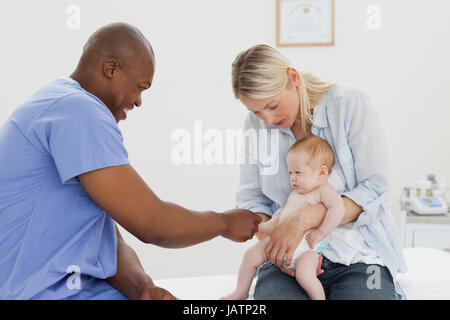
[32,93,129,184]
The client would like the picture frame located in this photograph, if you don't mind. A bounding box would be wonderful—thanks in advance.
[276,0,335,47]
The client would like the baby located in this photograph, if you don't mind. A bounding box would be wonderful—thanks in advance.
[223,136,345,300]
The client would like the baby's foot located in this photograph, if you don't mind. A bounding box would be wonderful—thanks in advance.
[220,290,248,300]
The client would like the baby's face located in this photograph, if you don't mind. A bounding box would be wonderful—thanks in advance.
[287,151,324,194]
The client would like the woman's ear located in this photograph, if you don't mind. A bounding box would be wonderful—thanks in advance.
[318,165,329,178]
[287,67,300,87]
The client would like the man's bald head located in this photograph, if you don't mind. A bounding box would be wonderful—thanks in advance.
[80,22,154,70]
[71,23,155,123]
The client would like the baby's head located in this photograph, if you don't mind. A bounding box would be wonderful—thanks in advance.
[287,136,334,194]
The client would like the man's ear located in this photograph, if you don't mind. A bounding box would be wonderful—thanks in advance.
[103,58,121,79]
[318,165,328,178]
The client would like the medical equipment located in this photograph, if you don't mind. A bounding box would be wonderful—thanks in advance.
[401,175,449,215]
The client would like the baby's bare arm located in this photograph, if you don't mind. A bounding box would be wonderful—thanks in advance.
[316,185,346,236]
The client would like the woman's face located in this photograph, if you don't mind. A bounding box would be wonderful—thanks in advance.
[239,68,300,128]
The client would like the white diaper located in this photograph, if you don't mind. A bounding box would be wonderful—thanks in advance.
[283,237,315,269]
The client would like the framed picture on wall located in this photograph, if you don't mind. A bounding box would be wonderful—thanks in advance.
[277,0,335,47]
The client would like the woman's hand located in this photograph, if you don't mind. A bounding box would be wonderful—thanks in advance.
[264,212,308,269]
[264,203,329,269]
[265,199,362,277]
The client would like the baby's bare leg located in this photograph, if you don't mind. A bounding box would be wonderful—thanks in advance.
[295,251,325,300]
[222,238,270,300]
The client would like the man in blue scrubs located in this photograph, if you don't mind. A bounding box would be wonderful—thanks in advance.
[0,23,261,300]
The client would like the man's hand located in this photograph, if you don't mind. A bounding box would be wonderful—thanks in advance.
[220,209,261,242]
[138,281,176,300]
[255,213,271,224]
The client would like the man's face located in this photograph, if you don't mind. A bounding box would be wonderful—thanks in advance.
[106,54,155,123]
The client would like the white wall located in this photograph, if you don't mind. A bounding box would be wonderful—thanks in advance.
[1,0,450,279]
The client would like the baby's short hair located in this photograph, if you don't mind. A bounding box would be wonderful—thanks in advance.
[287,136,334,173]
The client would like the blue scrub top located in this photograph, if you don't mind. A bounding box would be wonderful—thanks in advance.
[0,78,129,299]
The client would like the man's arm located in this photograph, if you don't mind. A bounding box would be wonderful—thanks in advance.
[78,164,260,248]
[106,225,175,300]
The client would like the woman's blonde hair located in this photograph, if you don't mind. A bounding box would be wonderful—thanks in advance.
[232,44,335,132]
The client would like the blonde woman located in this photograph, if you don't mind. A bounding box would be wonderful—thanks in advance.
[233,44,407,300]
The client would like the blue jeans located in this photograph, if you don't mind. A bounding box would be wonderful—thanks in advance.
[254,257,398,300]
